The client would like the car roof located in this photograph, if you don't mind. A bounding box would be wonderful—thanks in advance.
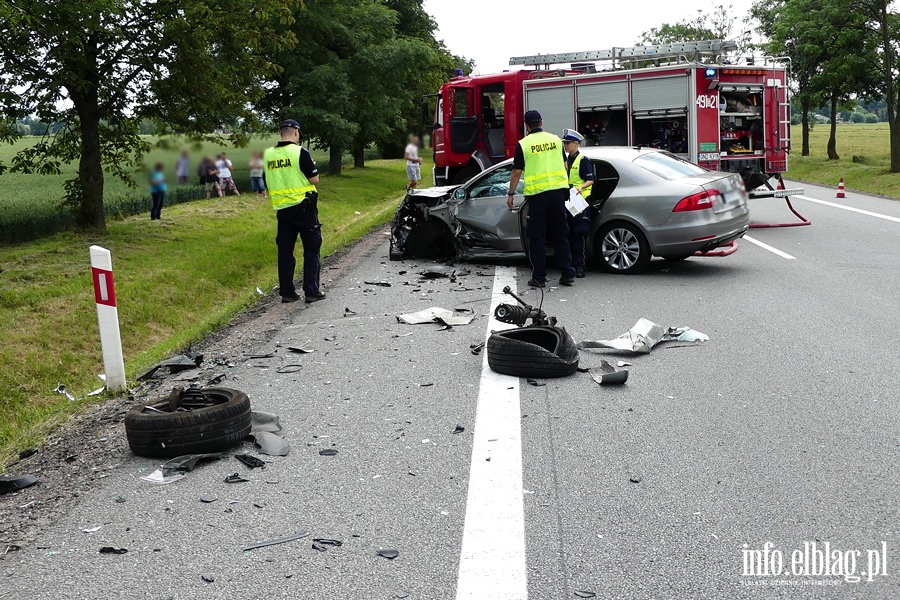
[578,146,666,160]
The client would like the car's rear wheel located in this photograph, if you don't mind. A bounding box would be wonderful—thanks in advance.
[595,222,651,274]
[663,254,692,262]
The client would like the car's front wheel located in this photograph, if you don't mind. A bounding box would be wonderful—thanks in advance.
[595,222,651,274]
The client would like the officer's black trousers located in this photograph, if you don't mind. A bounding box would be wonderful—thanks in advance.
[525,188,574,283]
[567,196,592,269]
[276,201,322,297]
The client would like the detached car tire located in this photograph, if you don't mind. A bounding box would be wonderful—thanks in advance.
[124,387,252,459]
[487,326,579,378]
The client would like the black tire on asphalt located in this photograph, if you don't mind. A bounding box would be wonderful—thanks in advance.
[594,221,652,274]
[487,326,579,378]
[124,387,252,459]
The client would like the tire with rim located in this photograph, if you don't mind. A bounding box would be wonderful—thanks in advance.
[487,326,579,378]
[594,221,651,274]
[124,387,252,459]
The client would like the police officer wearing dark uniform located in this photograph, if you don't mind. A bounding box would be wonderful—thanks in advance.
[507,110,575,288]
[264,119,326,304]
[562,129,594,278]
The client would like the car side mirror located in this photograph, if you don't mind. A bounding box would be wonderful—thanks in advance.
[453,187,467,200]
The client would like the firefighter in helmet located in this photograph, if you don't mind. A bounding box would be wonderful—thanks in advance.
[562,129,594,278]
[507,110,575,288]
[264,119,326,304]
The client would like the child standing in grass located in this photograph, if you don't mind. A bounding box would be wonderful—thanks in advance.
[249,152,267,197]
[149,163,167,220]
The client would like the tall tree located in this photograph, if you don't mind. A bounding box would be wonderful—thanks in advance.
[0,0,296,231]
[641,4,736,45]
[860,0,900,171]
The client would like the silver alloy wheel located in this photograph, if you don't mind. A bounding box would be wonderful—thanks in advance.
[601,227,641,270]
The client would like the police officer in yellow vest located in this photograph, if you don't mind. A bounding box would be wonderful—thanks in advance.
[264,119,326,303]
[507,110,575,287]
[562,129,594,278]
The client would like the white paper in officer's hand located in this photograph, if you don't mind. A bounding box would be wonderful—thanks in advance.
[565,188,589,216]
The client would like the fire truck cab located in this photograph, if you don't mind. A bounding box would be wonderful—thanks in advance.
[426,40,791,191]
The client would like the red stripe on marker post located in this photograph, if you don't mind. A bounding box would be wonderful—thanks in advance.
[92,267,117,307]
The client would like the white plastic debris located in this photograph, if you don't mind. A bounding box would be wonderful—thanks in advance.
[578,318,709,354]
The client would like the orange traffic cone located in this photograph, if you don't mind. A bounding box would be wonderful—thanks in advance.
[836,178,846,199]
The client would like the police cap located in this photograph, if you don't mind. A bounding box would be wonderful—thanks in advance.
[523,110,542,125]
[561,129,584,143]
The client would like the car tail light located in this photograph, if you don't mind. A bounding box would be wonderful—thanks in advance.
[673,190,722,212]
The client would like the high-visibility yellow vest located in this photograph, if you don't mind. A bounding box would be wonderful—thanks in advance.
[519,131,568,196]
[263,144,317,211]
[568,152,592,198]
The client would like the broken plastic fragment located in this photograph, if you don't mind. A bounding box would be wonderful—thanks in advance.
[136,352,203,381]
[252,431,290,456]
[575,592,596,598]
[578,319,709,354]
[83,526,102,533]
[526,378,546,387]
[312,538,343,547]
[243,532,308,552]
[344,308,357,316]
[235,454,266,469]
[364,281,392,287]
[397,307,475,326]
[202,575,215,583]
[224,473,249,484]
[140,470,186,485]
[53,383,76,402]
[99,547,128,555]
[200,497,217,503]
[0,475,39,495]
[376,548,400,560]
[287,343,314,354]
[419,265,457,278]
[452,425,465,434]
[318,449,338,457]
[251,412,282,433]
[588,361,629,386]
[276,364,302,374]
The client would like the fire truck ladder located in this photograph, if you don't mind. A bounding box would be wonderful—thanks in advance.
[509,39,738,68]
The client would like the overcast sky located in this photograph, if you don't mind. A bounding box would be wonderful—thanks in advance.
[422,0,757,74]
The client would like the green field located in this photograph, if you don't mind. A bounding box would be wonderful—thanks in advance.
[0,156,420,463]
[0,136,354,243]
[788,123,900,198]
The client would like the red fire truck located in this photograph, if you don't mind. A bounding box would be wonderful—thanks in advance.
[425,40,791,192]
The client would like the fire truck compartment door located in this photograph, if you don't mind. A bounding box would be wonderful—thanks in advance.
[525,86,575,137]
[631,76,689,114]
[577,81,627,109]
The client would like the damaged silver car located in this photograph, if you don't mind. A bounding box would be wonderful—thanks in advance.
[390,147,750,274]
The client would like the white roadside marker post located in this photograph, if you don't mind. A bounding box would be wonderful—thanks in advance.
[89,245,127,391]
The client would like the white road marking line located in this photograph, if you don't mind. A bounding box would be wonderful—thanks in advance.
[743,235,796,260]
[794,195,900,224]
[456,266,527,600]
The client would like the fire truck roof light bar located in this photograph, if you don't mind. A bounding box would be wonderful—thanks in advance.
[510,39,738,67]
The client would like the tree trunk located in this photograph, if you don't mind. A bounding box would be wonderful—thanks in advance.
[329,145,343,175]
[77,112,106,229]
[801,98,810,157]
[827,91,839,160]
[891,120,900,173]
[878,0,900,172]
[353,146,365,168]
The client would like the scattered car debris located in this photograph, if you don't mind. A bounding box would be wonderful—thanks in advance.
[207,373,227,385]
[452,425,465,434]
[419,265,458,278]
[470,341,485,355]
[201,575,216,583]
[312,538,343,551]
[136,350,203,381]
[244,352,275,359]
[18,448,37,460]
[575,592,597,598]
[364,281,392,287]
[344,308,357,316]
[578,319,709,354]
[319,449,338,457]
[0,474,39,495]
[140,453,226,485]
[243,532,308,552]
[235,454,266,469]
[83,526,102,533]
[392,332,414,338]
[200,497,217,503]
[324,336,337,342]
[99,547,128,555]
[224,473,249,484]
[276,364,303,374]
[617,361,632,368]
[629,475,642,484]
[437,324,453,331]
[376,548,400,560]
[526,378,546,387]
[286,343,314,354]
[397,306,475,326]
[53,383,76,402]
[248,412,289,456]
[419,382,434,387]
[588,361,629,386]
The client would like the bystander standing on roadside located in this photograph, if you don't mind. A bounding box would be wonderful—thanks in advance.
[175,151,190,185]
[405,134,423,190]
[249,152,267,197]
[202,156,224,200]
[216,152,241,196]
[149,162,167,220]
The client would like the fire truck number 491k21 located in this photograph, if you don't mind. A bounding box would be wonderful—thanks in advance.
[423,39,791,192]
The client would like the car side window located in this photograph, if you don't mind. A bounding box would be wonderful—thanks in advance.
[589,160,620,203]
[468,167,522,198]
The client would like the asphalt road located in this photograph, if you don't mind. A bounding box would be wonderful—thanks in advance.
[2,180,899,599]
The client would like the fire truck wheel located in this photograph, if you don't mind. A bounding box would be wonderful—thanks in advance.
[594,222,651,274]
[453,166,479,185]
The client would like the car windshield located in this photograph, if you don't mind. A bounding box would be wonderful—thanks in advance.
[467,166,523,198]
[633,152,708,180]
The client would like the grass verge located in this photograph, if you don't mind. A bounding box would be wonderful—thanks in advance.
[0,158,417,464]
[787,123,900,198]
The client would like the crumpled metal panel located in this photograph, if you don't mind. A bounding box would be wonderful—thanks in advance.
[578,318,709,354]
